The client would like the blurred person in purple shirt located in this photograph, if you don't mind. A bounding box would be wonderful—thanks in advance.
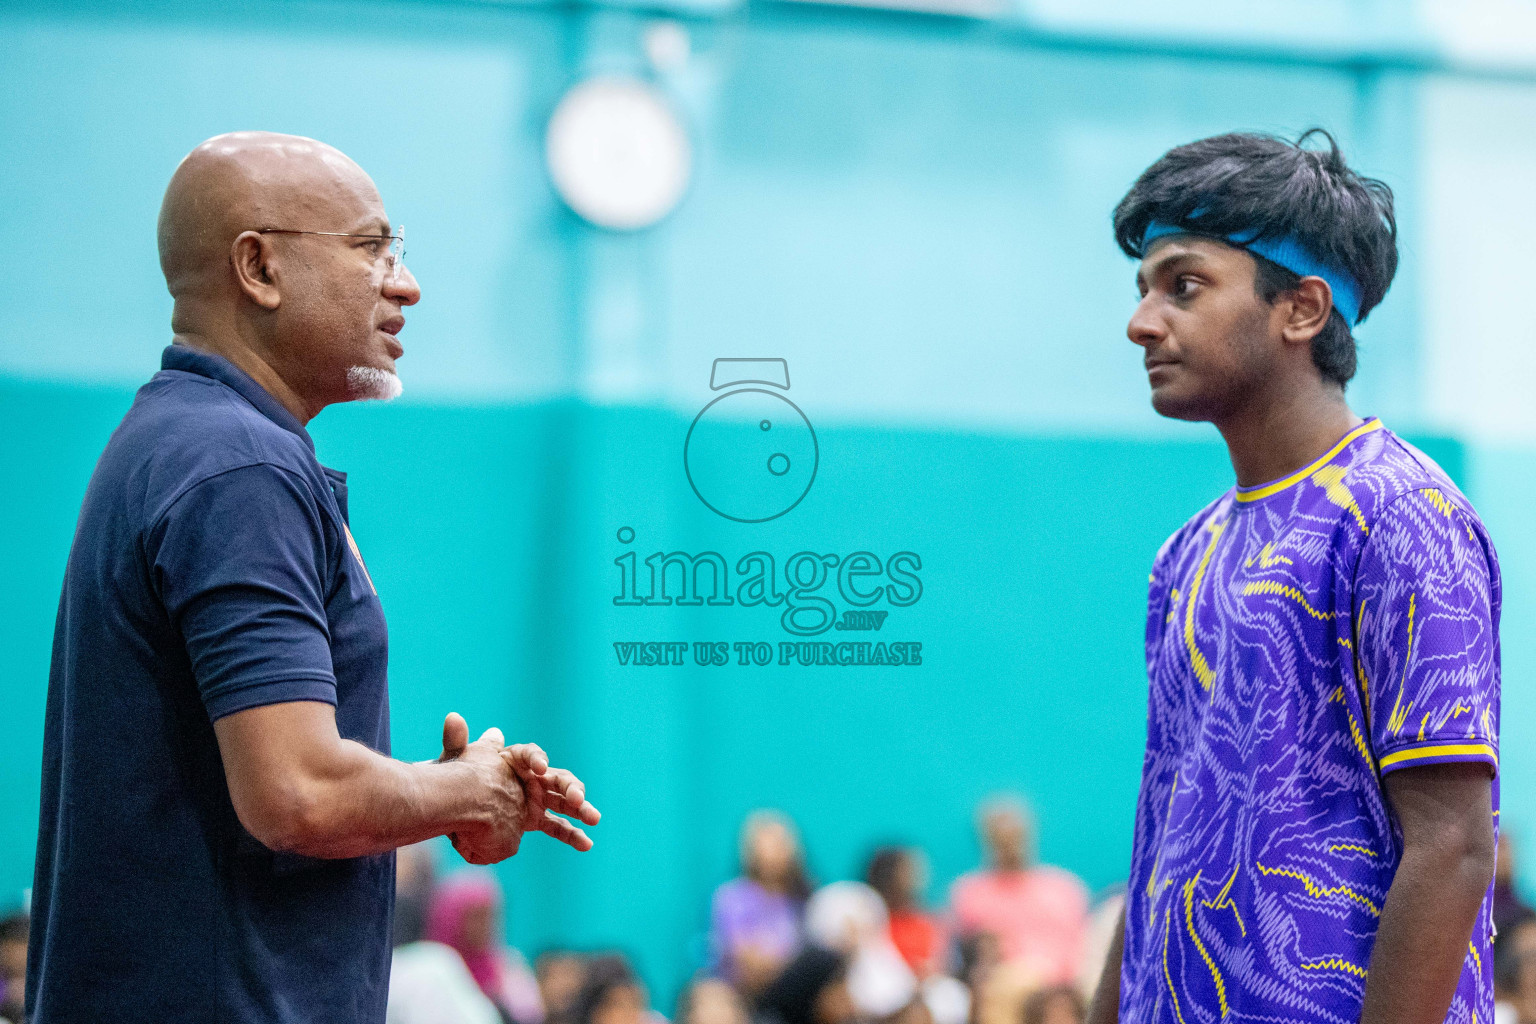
[710,811,813,995]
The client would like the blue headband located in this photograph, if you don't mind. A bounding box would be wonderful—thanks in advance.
[1142,221,1363,325]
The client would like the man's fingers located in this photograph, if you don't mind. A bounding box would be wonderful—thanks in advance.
[502,743,550,776]
[477,726,505,749]
[539,768,601,826]
[539,810,593,852]
[499,756,601,826]
[440,712,468,761]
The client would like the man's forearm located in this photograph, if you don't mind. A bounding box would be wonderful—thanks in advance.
[253,739,495,859]
[1358,834,1492,1024]
[1086,909,1125,1024]
[216,701,517,860]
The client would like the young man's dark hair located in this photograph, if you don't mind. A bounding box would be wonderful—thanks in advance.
[1088,131,1501,1024]
[1111,129,1397,387]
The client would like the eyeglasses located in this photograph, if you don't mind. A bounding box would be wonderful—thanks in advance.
[255,226,406,277]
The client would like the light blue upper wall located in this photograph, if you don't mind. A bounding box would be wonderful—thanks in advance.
[0,1,574,399]
[651,10,1424,432]
[1,0,1433,431]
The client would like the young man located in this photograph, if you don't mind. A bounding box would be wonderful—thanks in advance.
[1087,131,1501,1024]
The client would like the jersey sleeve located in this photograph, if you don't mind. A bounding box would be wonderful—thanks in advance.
[1355,489,1498,776]
[1145,517,1197,662]
[148,463,339,721]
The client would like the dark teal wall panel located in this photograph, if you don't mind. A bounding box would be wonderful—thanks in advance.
[25,380,1449,997]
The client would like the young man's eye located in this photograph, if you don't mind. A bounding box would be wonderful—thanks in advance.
[1174,276,1200,298]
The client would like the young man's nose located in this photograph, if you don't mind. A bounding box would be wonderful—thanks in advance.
[1127,296,1166,348]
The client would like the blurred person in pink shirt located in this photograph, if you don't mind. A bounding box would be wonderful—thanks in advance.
[948,796,1088,987]
[426,869,546,1024]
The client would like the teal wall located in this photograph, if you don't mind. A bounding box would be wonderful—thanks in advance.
[2,0,1533,1008]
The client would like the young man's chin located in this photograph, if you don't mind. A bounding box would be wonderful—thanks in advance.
[1149,387,1214,423]
[346,365,403,402]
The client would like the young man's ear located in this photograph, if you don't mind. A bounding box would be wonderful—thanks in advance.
[1279,277,1333,346]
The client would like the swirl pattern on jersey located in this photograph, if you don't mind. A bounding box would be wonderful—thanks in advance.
[1120,420,1501,1024]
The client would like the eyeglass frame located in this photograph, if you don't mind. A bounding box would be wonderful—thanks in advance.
[254,226,406,277]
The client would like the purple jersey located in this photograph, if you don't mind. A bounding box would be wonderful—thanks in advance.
[1121,420,1501,1024]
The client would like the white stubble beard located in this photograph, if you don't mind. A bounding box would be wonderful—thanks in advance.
[347,365,403,402]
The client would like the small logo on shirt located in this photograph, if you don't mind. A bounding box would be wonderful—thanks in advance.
[343,524,377,596]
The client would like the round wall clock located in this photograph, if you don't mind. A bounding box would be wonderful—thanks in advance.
[545,76,692,230]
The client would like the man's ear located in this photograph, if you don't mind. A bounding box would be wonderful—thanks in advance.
[230,231,282,310]
[1280,276,1333,347]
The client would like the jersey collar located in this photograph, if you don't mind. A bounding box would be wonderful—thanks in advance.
[160,344,315,452]
[1233,418,1382,504]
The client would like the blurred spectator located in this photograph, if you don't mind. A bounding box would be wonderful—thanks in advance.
[806,881,916,1018]
[540,951,590,1024]
[1498,832,1534,938]
[972,960,1039,1024]
[1495,912,1536,1024]
[1020,986,1083,1024]
[388,845,503,1024]
[710,811,812,995]
[677,978,749,1024]
[867,847,946,978]
[956,932,1003,997]
[1074,889,1124,1001]
[756,946,855,1024]
[0,911,26,1024]
[426,869,545,1024]
[395,839,437,947]
[949,797,1088,987]
[570,955,660,1024]
[888,996,936,1024]
[803,879,973,1024]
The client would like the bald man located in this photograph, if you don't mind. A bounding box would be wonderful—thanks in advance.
[27,132,599,1023]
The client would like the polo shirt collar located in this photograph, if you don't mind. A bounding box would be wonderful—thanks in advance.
[161,344,315,452]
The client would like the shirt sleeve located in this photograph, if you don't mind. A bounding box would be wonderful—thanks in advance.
[1355,488,1498,776]
[148,462,339,722]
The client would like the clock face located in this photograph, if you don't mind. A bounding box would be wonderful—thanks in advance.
[685,388,819,523]
[545,76,691,230]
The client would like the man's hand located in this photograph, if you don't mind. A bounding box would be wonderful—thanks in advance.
[437,713,601,863]
[438,716,529,865]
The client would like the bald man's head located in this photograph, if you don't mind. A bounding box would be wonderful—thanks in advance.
[157,132,419,422]
[158,132,379,296]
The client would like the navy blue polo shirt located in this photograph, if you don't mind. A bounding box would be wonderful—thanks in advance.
[28,344,394,1023]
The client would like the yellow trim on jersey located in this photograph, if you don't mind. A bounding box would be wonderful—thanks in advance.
[1329,687,1376,769]
[1184,520,1226,690]
[1256,862,1380,916]
[1234,419,1383,503]
[1242,580,1333,620]
[1162,905,1190,1024]
[1200,864,1247,937]
[1183,874,1230,1017]
[1300,957,1369,979]
[1379,743,1497,771]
